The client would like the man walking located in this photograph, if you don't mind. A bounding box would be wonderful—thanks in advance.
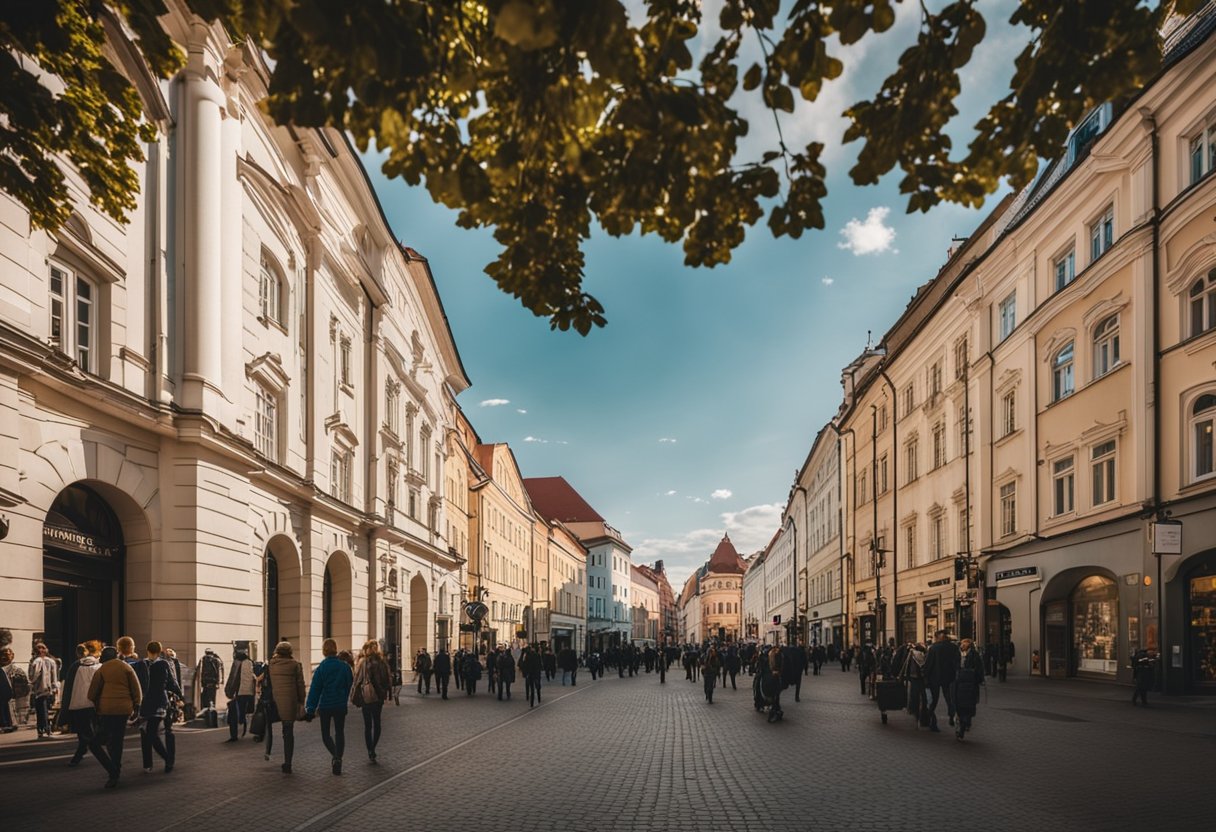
[88,645,141,788]
[520,645,543,708]
[433,648,451,699]
[784,641,807,702]
[415,648,433,695]
[923,630,959,732]
[136,641,182,772]
[858,642,876,696]
[195,648,223,722]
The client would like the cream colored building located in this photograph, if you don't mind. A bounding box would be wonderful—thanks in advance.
[542,519,588,653]
[469,444,535,650]
[742,552,767,641]
[798,429,845,648]
[677,536,746,643]
[0,4,469,676]
[630,564,660,645]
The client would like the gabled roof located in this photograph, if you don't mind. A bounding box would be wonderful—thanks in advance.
[706,534,746,575]
[522,476,605,524]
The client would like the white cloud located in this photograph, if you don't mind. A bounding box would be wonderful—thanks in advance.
[838,206,897,256]
[711,489,733,500]
[665,490,678,496]
[480,398,510,407]
[821,276,834,286]
[658,437,678,444]
[631,502,784,587]
[516,409,528,414]
[523,435,567,445]
[523,435,545,444]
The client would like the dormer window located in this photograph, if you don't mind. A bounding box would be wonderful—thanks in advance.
[1067,103,1112,165]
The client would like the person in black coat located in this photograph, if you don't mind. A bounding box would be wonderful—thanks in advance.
[136,641,182,772]
[520,646,543,707]
[723,647,741,690]
[496,650,516,700]
[952,638,985,739]
[463,652,482,696]
[1131,648,1157,706]
[923,630,960,732]
[857,643,876,695]
[783,643,807,702]
[542,649,557,681]
[558,647,578,686]
[433,649,451,700]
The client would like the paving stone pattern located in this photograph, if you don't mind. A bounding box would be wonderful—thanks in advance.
[2,669,1209,832]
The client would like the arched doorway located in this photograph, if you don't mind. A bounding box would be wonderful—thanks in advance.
[1182,552,1216,689]
[264,535,302,658]
[322,552,353,652]
[410,574,428,657]
[42,483,125,661]
[1071,575,1119,676]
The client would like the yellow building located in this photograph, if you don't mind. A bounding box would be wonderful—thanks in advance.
[469,444,535,650]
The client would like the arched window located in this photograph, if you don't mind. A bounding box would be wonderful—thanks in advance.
[322,566,333,639]
[1052,342,1075,402]
[1092,315,1120,378]
[1189,269,1216,337]
[1191,394,1216,481]
[259,252,285,325]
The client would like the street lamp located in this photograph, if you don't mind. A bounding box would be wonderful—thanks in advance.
[785,514,798,648]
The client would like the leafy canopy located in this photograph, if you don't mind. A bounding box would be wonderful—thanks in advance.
[0,0,1204,333]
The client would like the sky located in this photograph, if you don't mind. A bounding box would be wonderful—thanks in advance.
[367,0,1023,591]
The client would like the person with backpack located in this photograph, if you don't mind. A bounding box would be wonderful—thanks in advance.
[135,641,182,773]
[223,649,255,742]
[58,642,107,769]
[88,645,142,788]
[264,641,305,774]
[352,640,391,764]
[305,638,354,775]
[195,649,223,720]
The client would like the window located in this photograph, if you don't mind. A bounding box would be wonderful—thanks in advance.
[1054,248,1076,292]
[1192,394,1216,481]
[999,482,1017,537]
[957,404,970,453]
[1000,390,1016,437]
[1190,122,1216,185]
[999,292,1017,341]
[928,361,942,398]
[905,438,919,483]
[1092,315,1120,378]
[1068,104,1110,163]
[904,523,916,569]
[930,514,944,561]
[1091,440,1116,506]
[1090,206,1113,262]
[958,507,969,554]
[932,421,946,469]
[902,384,915,417]
[1189,269,1216,337]
[1052,342,1075,402]
[385,382,400,434]
[254,384,278,461]
[340,336,352,388]
[954,338,969,380]
[420,426,431,483]
[259,254,284,324]
[858,469,868,505]
[1052,456,1075,516]
[331,449,352,503]
[386,458,399,508]
[878,454,888,494]
[48,262,97,373]
[878,404,888,432]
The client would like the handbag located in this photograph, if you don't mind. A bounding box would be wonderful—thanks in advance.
[249,703,266,737]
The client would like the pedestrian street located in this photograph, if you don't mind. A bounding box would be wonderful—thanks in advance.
[2,664,1209,832]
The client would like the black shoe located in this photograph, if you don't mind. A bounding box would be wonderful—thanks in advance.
[369,753,377,765]
[224,737,239,743]
[104,778,118,789]
[281,763,292,774]
[68,758,82,767]
[332,758,342,775]
[165,764,174,774]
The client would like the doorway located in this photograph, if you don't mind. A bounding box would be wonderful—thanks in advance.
[42,483,124,661]
[384,606,402,683]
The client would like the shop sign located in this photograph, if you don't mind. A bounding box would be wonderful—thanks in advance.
[43,523,117,558]
[927,578,951,587]
[994,566,1038,584]
[1150,520,1182,555]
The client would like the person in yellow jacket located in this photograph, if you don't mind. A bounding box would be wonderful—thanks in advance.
[87,645,141,788]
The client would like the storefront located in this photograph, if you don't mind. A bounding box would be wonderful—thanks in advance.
[1166,548,1216,693]
[896,602,917,645]
[923,599,940,642]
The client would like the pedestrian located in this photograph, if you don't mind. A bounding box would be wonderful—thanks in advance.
[195,648,223,721]
[857,642,876,696]
[520,645,543,708]
[923,630,960,732]
[998,639,1014,682]
[543,647,557,682]
[899,641,929,728]
[135,641,182,773]
[1131,647,1157,706]
[223,649,256,742]
[387,649,402,705]
[28,641,59,738]
[486,648,498,695]
[58,643,110,772]
[87,645,141,788]
[163,648,184,727]
[463,650,482,695]
[264,641,305,773]
[558,646,577,686]
[454,649,465,691]
[765,644,784,723]
[433,648,451,699]
[414,648,433,695]
[496,648,516,700]
[702,648,721,704]
[305,638,354,775]
[952,638,985,740]
[2,647,31,727]
[587,652,601,681]
[352,640,391,764]
[784,642,807,702]
[724,646,740,690]
[0,646,16,733]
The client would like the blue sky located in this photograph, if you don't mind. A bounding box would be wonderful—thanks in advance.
[367,0,1022,589]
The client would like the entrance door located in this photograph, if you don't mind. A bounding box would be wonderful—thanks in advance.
[1044,600,1067,678]
[43,484,124,660]
[384,606,402,684]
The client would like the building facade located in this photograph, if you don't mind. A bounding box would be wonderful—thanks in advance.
[630,564,660,645]
[636,561,677,644]
[0,6,469,678]
[742,552,767,641]
[469,445,534,650]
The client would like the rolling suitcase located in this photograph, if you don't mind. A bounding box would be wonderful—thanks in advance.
[875,679,904,724]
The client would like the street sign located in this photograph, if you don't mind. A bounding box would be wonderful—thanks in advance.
[994,566,1038,583]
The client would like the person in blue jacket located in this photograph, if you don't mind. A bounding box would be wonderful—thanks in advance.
[305,638,353,775]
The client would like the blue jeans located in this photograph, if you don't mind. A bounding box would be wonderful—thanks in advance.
[34,695,52,734]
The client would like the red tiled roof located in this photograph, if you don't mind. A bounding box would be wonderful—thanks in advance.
[707,534,746,574]
[522,476,604,523]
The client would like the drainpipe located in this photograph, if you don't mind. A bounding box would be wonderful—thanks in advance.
[879,368,899,641]
[1142,109,1165,692]
[827,422,855,650]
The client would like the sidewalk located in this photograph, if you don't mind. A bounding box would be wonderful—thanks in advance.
[998,672,1216,709]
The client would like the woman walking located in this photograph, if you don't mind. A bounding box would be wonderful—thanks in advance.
[87,645,141,788]
[265,641,305,773]
[28,642,58,738]
[952,638,985,741]
[58,642,110,773]
[305,638,353,775]
[352,640,391,764]
[703,648,721,704]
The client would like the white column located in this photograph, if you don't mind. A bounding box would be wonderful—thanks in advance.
[180,69,225,413]
[220,96,244,424]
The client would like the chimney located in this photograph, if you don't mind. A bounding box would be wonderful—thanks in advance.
[654,560,664,573]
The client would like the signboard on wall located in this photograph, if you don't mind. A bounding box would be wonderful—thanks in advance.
[1150,520,1182,555]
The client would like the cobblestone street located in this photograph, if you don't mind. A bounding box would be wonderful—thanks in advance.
[3,668,1210,832]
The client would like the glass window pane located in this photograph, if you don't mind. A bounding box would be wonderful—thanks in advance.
[1197,419,1214,478]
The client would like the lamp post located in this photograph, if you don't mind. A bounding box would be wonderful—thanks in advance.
[785,515,798,648]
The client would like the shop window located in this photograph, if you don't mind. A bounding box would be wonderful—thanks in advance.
[1188,268,1216,337]
[1191,394,1216,481]
[1189,570,1216,684]
[1092,315,1120,379]
[1091,440,1116,506]
[897,603,917,646]
[1052,341,1075,402]
[1052,456,1075,516]
[48,261,98,374]
[1072,575,1118,675]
